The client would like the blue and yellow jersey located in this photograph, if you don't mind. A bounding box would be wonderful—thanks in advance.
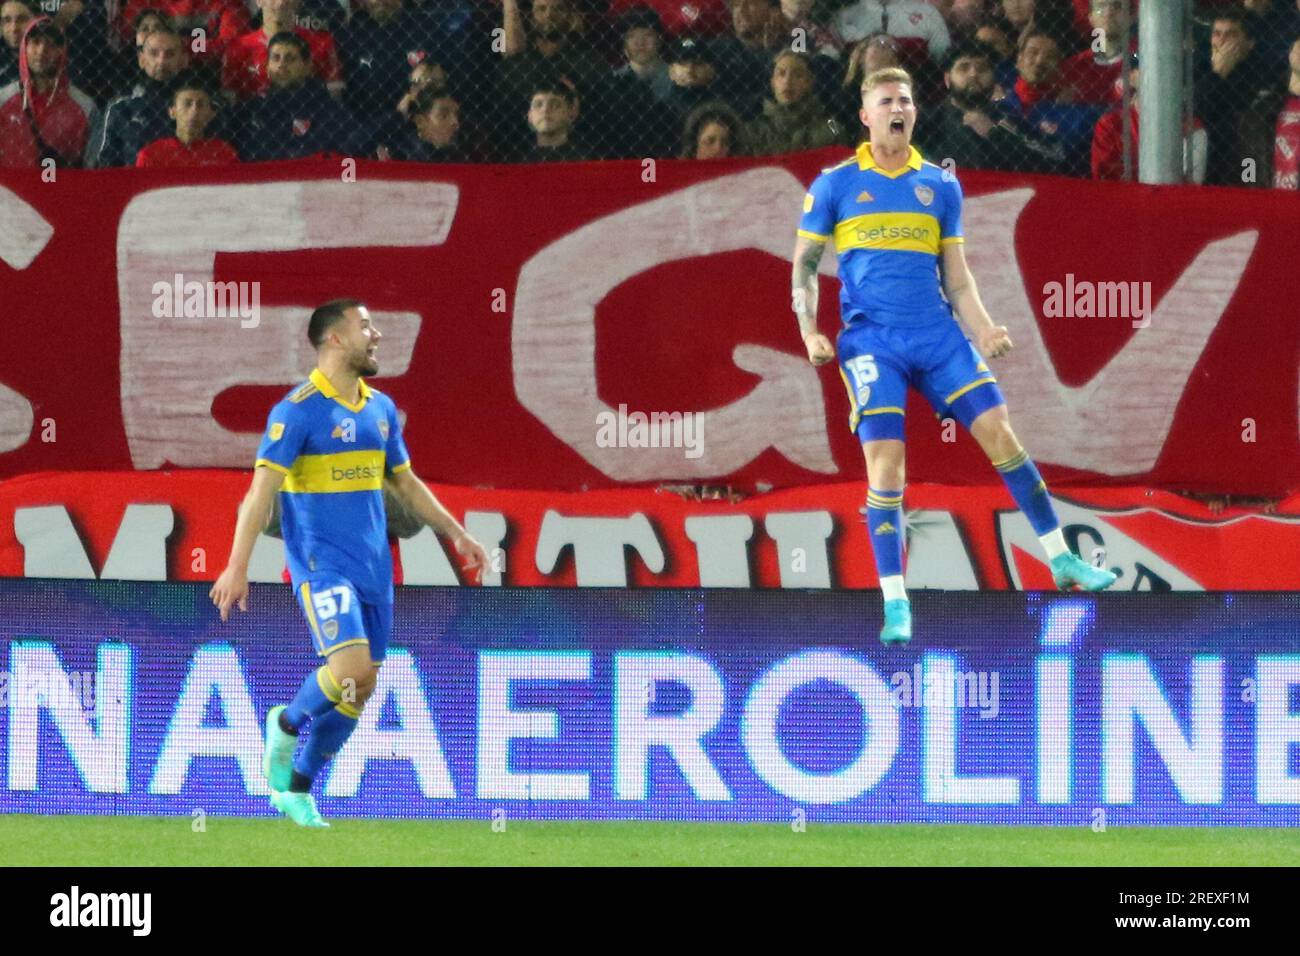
[254,368,411,604]
[797,144,964,328]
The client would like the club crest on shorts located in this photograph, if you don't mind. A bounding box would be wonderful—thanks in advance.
[322,619,339,640]
[914,184,934,206]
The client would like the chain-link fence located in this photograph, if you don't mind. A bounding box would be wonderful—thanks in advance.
[0,0,1295,184]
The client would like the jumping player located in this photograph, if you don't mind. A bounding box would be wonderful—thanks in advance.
[792,66,1116,645]
[210,299,490,826]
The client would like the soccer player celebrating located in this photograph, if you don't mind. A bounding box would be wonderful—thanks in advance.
[210,299,490,826]
[792,66,1115,646]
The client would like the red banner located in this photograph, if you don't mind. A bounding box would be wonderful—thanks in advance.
[2,471,1298,590]
[0,155,1297,494]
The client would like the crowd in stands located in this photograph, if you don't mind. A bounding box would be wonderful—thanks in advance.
[0,0,1295,187]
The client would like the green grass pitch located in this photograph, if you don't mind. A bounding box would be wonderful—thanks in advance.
[3,815,1296,866]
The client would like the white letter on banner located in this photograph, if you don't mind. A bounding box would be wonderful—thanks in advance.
[512,168,835,481]
[1102,654,1223,804]
[683,515,754,587]
[14,505,173,580]
[614,652,730,801]
[117,181,457,468]
[1036,655,1073,804]
[327,649,455,798]
[477,652,590,800]
[7,642,131,793]
[1256,656,1300,804]
[149,644,265,795]
[922,653,1019,804]
[743,650,897,804]
[535,511,664,586]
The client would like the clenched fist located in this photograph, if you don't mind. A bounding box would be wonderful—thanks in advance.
[976,325,1014,360]
[804,332,835,366]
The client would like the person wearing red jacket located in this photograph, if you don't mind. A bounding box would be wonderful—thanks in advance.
[136,74,240,166]
[1091,54,1206,182]
[222,0,342,101]
[0,17,95,167]
[1060,0,1131,106]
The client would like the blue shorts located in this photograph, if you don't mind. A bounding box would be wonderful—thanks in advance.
[296,575,393,665]
[837,318,1005,442]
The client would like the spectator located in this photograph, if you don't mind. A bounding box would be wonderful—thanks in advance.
[1091,53,1207,182]
[394,59,449,120]
[497,0,612,152]
[0,18,96,167]
[999,0,1035,35]
[0,0,34,88]
[1060,0,1130,106]
[708,0,779,118]
[831,0,953,65]
[372,56,454,158]
[776,0,843,60]
[38,0,116,103]
[973,14,1019,93]
[337,0,460,119]
[614,6,673,104]
[911,40,1065,172]
[663,35,727,118]
[999,0,1083,44]
[838,33,901,137]
[1242,0,1300,74]
[603,6,678,154]
[932,0,989,32]
[385,85,467,161]
[746,49,837,152]
[522,79,589,161]
[499,0,608,95]
[1195,7,1278,185]
[1236,35,1300,188]
[1002,26,1102,173]
[110,7,170,93]
[223,0,343,102]
[89,25,189,167]
[680,100,744,156]
[607,0,732,38]
[117,0,250,69]
[1269,35,1300,187]
[235,30,358,160]
[137,74,240,165]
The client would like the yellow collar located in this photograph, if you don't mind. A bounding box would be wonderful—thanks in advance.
[310,368,371,410]
[856,143,924,178]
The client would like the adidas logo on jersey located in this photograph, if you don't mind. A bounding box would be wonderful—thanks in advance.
[856,190,874,203]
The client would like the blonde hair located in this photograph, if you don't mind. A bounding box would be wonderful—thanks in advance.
[860,66,913,97]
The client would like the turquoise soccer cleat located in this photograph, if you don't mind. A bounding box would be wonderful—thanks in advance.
[879,599,912,645]
[262,705,296,793]
[270,790,330,828]
[1051,552,1118,592]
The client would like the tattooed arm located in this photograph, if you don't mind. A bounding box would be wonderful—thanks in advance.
[792,234,835,365]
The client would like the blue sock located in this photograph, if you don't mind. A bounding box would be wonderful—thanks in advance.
[293,702,361,783]
[994,448,1059,536]
[865,487,905,579]
[284,666,341,731]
